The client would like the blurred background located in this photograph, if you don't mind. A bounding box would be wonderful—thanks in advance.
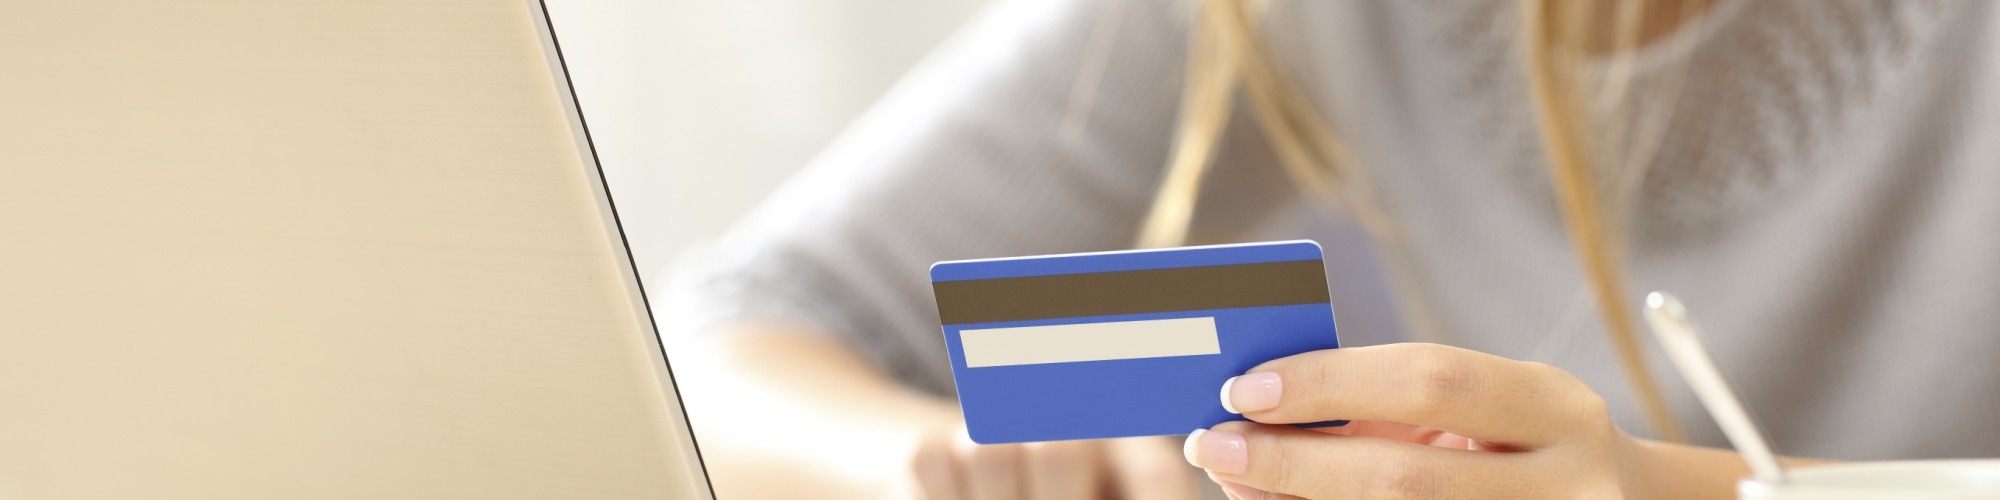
[544,0,992,279]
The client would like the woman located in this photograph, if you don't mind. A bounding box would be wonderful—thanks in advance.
[664,0,2000,498]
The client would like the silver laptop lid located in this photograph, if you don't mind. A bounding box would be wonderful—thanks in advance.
[0,1,713,497]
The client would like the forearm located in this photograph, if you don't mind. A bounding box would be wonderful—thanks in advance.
[679,324,959,500]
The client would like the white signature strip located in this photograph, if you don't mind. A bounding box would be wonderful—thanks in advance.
[960,317,1220,368]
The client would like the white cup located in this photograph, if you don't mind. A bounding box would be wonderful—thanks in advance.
[1739,460,2000,499]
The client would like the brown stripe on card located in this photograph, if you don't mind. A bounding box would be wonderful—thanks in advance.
[932,260,1330,325]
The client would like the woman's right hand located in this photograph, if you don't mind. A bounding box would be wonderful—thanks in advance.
[906,428,1202,500]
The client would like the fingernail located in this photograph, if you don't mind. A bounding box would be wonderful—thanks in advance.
[1182,428,1248,474]
[1220,481,1268,500]
[1221,372,1282,414]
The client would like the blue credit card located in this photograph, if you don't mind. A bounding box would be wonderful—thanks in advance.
[930,240,1341,444]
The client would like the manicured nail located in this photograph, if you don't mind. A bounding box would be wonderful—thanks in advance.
[1182,428,1248,474]
[1221,372,1282,414]
[1220,481,1268,500]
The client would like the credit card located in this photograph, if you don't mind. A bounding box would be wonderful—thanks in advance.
[930,240,1340,444]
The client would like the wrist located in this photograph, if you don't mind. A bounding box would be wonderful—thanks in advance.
[1620,436,1750,500]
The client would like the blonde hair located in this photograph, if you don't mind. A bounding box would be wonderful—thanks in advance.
[1138,0,1711,442]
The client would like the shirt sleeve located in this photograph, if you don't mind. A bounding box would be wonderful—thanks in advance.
[656,0,1197,395]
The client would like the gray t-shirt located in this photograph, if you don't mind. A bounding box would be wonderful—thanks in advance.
[663,0,2000,460]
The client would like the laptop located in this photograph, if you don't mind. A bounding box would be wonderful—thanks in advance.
[0,1,713,498]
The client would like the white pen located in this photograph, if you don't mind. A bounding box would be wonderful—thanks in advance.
[1642,292,1789,485]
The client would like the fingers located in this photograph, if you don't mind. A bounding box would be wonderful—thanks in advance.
[1022,441,1098,500]
[910,432,962,500]
[1224,343,1608,447]
[1205,471,1292,500]
[1188,421,1545,499]
[912,430,1105,500]
[1319,419,1480,449]
[1104,437,1200,500]
[913,432,1196,500]
[953,433,1022,500]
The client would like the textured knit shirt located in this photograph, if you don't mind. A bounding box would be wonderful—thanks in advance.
[662,0,2000,460]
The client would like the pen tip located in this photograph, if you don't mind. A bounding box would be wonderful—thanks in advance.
[1645,291,1685,318]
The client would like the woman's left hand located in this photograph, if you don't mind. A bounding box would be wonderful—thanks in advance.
[1181,343,1732,500]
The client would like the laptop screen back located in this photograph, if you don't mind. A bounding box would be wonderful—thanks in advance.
[0,1,711,498]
